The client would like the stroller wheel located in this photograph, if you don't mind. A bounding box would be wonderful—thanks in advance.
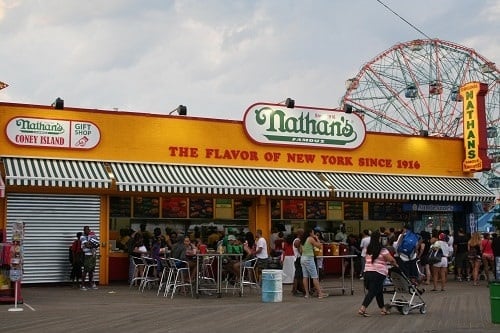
[401,305,410,315]
[419,304,427,314]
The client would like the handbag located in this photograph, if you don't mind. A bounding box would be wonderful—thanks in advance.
[427,247,443,265]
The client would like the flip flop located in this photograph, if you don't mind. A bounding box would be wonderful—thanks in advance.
[358,309,370,317]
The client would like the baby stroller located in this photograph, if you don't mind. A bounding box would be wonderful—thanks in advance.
[382,259,425,293]
[385,266,427,315]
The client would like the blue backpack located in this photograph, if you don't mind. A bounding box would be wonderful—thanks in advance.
[398,231,419,257]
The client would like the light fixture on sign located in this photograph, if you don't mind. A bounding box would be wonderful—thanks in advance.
[278,98,295,108]
[169,105,187,115]
[52,97,64,110]
[419,129,429,137]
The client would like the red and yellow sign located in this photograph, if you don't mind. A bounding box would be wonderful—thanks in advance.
[460,82,491,172]
[0,102,472,177]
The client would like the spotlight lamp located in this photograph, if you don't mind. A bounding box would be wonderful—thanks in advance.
[278,97,295,108]
[344,104,353,114]
[169,105,187,115]
[52,97,64,110]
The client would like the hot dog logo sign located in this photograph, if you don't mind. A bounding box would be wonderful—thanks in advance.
[6,116,101,149]
[243,103,366,149]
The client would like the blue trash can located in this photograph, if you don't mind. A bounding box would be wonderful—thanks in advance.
[261,269,283,303]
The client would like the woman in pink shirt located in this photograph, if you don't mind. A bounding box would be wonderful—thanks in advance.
[481,233,494,282]
[358,230,398,317]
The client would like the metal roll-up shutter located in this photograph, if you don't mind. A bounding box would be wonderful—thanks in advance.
[5,193,101,284]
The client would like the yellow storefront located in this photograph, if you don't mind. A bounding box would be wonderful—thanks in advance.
[0,99,494,285]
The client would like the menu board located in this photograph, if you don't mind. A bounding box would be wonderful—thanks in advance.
[234,200,250,220]
[162,197,188,218]
[282,199,305,220]
[133,197,160,218]
[189,198,214,219]
[271,200,281,219]
[369,202,406,221]
[343,201,363,220]
[110,197,131,217]
[327,201,343,220]
[305,200,327,220]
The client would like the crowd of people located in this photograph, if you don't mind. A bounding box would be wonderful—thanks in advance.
[70,222,500,307]
[356,224,500,317]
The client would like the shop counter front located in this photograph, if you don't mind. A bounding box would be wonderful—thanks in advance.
[109,252,129,281]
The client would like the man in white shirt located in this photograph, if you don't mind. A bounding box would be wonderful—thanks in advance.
[359,229,371,279]
[292,228,305,295]
[335,224,348,243]
[255,229,269,282]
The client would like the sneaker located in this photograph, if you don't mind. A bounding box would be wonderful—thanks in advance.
[91,284,98,290]
[359,276,364,280]
[80,286,88,291]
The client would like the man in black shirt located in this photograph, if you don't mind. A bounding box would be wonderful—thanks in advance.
[453,228,469,281]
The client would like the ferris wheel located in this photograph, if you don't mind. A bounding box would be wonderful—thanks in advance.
[341,39,500,191]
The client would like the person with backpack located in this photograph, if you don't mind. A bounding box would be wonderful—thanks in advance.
[69,232,83,288]
[395,224,420,284]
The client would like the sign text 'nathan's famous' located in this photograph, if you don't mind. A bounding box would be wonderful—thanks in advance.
[243,104,366,149]
[6,116,101,149]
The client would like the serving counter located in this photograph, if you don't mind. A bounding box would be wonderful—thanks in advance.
[109,252,129,281]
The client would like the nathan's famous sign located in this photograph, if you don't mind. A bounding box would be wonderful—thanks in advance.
[6,116,101,149]
[460,82,491,172]
[243,103,366,149]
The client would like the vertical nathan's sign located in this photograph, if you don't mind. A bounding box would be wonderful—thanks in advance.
[460,82,491,172]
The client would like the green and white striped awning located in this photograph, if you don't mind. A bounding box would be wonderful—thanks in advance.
[321,172,495,202]
[3,157,111,188]
[109,163,330,197]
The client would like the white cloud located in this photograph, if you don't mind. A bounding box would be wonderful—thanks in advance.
[0,0,498,121]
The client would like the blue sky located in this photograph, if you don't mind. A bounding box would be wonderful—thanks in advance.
[0,0,498,120]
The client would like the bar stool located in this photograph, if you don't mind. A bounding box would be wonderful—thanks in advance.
[236,257,260,294]
[140,257,159,292]
[129,256,146,289]
[167,258,193,299]
[200,255,216,286]
[157,257,173,296]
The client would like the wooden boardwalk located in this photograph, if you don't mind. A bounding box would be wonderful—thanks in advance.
[1,277,498,333]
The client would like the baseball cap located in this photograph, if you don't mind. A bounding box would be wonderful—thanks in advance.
[228,235,237,241]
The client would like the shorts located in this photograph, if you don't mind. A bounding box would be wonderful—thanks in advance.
[433,257,448,268]
[83,255,96,273]
[482,253,494,261]
[300,256,318,279]
[294,257,303,279]
[256,257,269,270]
